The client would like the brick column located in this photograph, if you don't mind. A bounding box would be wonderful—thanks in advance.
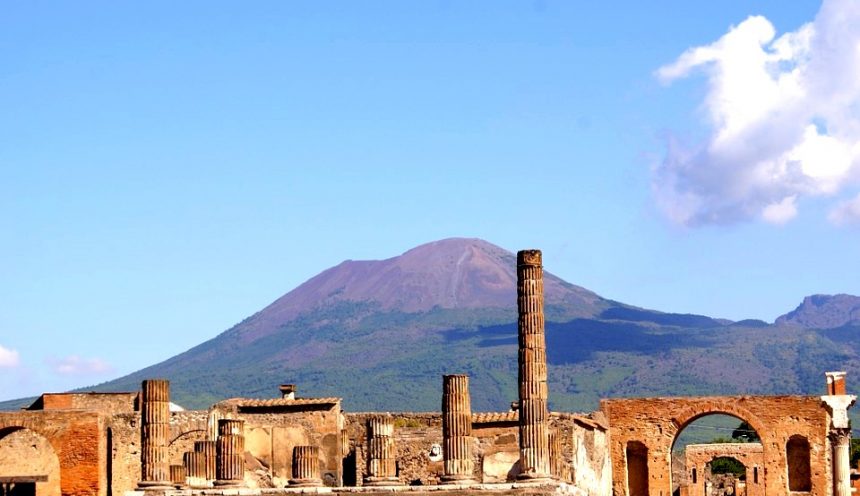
[441,374,476,484]
[215,419,245,487]
[194,440,216,483]
[138,379,173,489]
[364,416,398,486]
[516,249,551,480]
[290,446,323,487]
[170,465,187,488]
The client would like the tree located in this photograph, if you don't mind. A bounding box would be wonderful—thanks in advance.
[731,421,759,442]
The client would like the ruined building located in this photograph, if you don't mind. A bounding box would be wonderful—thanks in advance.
[0,250,855,496]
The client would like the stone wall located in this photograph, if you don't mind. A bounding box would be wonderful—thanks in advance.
[683,443,764,496]
[0,427,62,496]
[601,396,833,496]
[0,410,104,496]
[344,412,608,493]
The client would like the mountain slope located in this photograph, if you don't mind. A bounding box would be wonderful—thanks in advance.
[776,294,860,328]
[35,239,860,413]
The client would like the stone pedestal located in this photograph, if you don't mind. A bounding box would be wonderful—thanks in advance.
[169,465,187,489]
[215,419,245,487]
[364,416,399,486]
[289,446,323,487]
[441,374,476,484]
[516,250,551,481]
[137,379,173,490]
[194,440,216,482]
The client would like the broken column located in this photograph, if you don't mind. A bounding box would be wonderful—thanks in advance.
[549,429,563,480]
[290,446,323,487]
[184,451,207,488]
[823,372,856,496]
[215,419,245,487]
[194,440,217,483]
[441,374,476,484]
[516,249,551,480]
[138,379,172,489]
[364,416,398,486]
[170,465,187,488]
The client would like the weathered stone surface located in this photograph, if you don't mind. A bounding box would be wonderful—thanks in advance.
[216,419,246,488]
[441,375,476,484]
[139,379,173,489]
[365,417,398,486]
[516,250,550,481]
[682,443,763,496]
[290,446,323,487]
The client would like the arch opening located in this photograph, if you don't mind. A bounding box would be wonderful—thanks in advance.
[671,414,763,496]
[626,441,649,496]
[0,427,61,496]
[786,435,811,492]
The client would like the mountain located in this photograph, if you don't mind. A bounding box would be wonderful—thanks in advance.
[775,294,860,329]
[8,238,860,413]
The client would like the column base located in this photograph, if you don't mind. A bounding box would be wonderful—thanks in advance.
[137,481,174,491]
[439,474,478,485]
[288,478,323,487]
[214,479,244,488]
[516,471,554,483]
[363,477,400,486]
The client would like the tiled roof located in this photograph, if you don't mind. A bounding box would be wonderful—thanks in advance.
[219,397,340,408]
[472,411,518,423]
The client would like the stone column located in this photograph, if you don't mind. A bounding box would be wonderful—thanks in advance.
[194,440,217,482]
[832,429,852,496]
[184,451,207,488]
[516,249,551,480]
[290,446,323,487]
[138,379,172,489]
[364,416,398,486]
[170,465,187,488]
[549,429,563,480]
[215,419,245,487]
[441,374,476,484]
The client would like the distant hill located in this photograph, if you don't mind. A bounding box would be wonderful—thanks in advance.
[4,238,859,413]
[776,294,860,329]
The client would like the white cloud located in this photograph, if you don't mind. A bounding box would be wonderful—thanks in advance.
[47,355,113,376]
[0,345,20,368]
[654,0,860,226]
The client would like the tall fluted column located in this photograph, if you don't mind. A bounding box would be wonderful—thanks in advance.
[138,379,172,489]
[364,416,398,486]
[184,451,208,488]
[832,429,852,496]
[441,374,476,484]
[215,419,245,487]
[516,249,551,480]
[290,446,323,487]
[194,440,216,483]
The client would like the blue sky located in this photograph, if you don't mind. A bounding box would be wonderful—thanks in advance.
[3,0,858,400]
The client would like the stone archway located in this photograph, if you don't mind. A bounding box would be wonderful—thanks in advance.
[602,395,833,496]
[0,427,61,496]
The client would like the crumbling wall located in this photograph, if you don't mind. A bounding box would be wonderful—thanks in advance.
[570,417,611,496]
[0,411,104,496]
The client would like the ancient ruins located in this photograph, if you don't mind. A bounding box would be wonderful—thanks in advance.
[0,250,856,496]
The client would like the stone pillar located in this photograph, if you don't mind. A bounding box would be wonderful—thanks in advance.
[548,430,559,479]
[364,416,398,486]
[441,374,476,484]
[184,451,208,488]
[215,419,245,487]
[170,465,187,488]
[194,440,217,482]
[290,446,323,487]
[516,249,551,480]
[832,429,852,496]
[138,379,172,489]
